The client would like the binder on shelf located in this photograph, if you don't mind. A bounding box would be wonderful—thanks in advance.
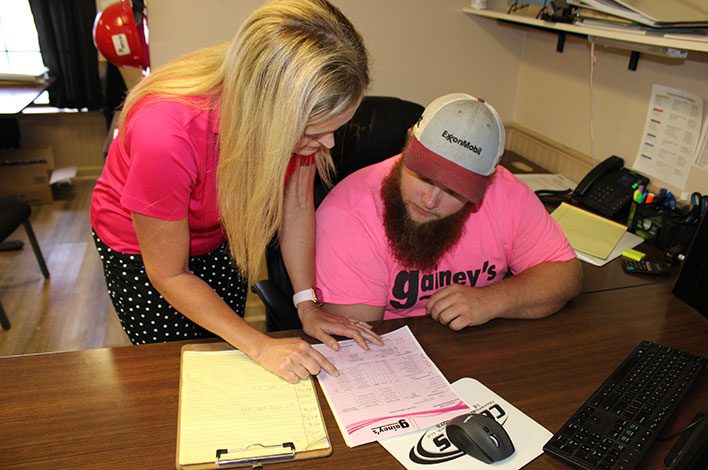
[176,343,332,469]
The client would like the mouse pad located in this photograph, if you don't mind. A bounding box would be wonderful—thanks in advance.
[379,378,552,469]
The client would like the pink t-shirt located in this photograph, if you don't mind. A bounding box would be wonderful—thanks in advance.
[90,96,223,255]
[315,155,576,320]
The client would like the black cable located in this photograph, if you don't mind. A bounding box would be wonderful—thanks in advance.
[534,188,573,206]
[534,188,572,196]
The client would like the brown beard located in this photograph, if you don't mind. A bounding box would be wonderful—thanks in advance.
[381,159,474,273]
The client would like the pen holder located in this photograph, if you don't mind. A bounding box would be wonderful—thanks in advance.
[627,202,698,250]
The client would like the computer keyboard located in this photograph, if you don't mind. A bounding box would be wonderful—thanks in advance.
[543,341,705,470]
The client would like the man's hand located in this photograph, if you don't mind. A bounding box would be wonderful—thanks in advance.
[427,284,497,331]
[427,260,583,330]
[298,302,383,351]
[254,336,339,384]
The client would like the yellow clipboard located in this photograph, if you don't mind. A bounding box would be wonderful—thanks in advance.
[176,343,332,469]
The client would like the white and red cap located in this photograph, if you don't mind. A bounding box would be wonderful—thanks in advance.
[405,93,505,203]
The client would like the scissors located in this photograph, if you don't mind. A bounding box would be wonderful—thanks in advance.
[690,192,707,218]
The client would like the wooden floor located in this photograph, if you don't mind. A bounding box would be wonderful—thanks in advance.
[0,180,266,357]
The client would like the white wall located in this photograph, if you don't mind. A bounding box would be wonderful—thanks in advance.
[146,0,707,195]
[513,28,708,195]
[147,0,525,120]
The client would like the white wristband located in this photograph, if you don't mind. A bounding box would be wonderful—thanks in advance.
[292,287,323,307]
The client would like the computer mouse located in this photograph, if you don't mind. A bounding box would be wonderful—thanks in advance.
[445,412,515,464]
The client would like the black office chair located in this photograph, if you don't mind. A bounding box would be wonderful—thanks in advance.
[251,96,424,331]
[0,196,50,330]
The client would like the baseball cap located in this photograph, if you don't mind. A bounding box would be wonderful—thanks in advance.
[404,93,505,203]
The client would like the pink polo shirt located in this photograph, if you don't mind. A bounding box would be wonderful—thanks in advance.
[90,96,223,256]
[315,155,576,319]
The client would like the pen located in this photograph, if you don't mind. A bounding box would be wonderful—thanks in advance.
[657,188,666,205]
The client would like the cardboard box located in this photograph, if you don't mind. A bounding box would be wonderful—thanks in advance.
[0,146,55,204]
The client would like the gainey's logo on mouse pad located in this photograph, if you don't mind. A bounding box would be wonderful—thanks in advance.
[379,378,552,469]
[408,404,508,465]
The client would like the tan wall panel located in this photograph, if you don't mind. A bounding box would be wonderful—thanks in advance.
[147,0,525,121]
[514,29,708,196]
[18,111,106,179]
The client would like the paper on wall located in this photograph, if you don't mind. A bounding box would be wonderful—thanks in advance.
[632,84,703,190]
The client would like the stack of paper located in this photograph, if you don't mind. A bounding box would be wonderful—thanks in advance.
[568,0,708,28]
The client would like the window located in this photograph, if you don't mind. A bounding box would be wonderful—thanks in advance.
[0,0,49,104]
[0,0,46,76]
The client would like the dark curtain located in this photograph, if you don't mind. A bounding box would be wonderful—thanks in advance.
[28,0,102,110]
[102,62,127,129]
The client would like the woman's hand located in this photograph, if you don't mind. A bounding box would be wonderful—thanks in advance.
[254,336,339,384]
[298,302,383,351]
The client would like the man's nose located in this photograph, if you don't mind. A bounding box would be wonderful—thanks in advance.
[422,186,442,209]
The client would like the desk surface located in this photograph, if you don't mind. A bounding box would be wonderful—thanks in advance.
[0,282,705,469]
[501,150,678,295]
[0,79,52,115]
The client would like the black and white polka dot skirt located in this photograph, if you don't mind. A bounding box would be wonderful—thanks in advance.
[92,230,248,345]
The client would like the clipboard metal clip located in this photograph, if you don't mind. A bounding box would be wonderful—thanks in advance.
[215,442,295,468]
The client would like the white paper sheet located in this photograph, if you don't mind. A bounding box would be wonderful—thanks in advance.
[632,84,703,190]
[514,173,577,192]
[313,326,469,447]
[379,378,552,469]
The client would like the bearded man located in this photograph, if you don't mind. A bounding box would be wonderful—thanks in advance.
[312,93,582,338]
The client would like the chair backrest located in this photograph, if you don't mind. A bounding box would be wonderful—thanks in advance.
[262,96,424,330]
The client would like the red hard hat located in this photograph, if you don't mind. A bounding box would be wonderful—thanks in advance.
[93,0,150,70]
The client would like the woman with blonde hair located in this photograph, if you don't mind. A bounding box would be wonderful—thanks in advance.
[90,0,381,383]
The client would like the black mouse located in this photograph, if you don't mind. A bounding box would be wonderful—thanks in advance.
[445,412,515,464]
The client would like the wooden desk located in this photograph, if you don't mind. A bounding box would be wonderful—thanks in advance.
[0,283,705,469]
[580,242,678,294]
[0,79,53,115]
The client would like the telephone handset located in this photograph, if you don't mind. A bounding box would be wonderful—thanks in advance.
[572,155,650,218]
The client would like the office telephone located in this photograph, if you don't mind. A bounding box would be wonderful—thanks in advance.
[572,155,649,218]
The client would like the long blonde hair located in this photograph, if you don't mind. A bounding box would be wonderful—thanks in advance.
[119,0,369,280]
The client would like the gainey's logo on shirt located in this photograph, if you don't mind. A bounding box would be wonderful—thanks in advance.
[442,130,482,155]
[390,261,498,309]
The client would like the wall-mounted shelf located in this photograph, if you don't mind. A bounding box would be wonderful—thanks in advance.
[463,7,708,55]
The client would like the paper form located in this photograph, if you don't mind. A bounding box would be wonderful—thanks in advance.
[551,202,627,259]
[313,326,469,447]
[632,84,703,190]
[178,350,329,466]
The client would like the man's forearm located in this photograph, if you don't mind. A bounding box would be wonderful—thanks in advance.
[485,259,583,320]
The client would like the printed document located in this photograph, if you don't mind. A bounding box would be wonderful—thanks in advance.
[313,326,469,447]
[632,84,703,190]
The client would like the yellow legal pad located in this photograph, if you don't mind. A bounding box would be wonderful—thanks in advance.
[176,344,331,469]
[551,202,627,260]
